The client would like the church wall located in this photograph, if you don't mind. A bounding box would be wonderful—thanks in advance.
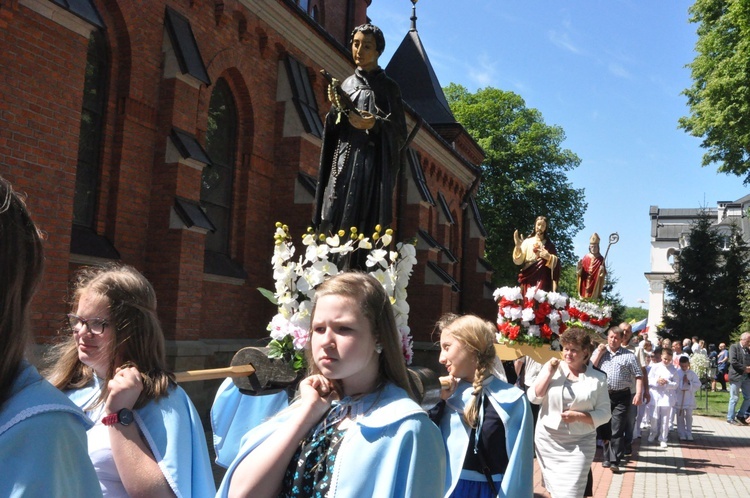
[1,0,492,419]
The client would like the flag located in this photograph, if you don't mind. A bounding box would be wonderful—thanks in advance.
[631,318,647,333]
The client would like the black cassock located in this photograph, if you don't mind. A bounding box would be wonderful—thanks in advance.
[313,66,406,239]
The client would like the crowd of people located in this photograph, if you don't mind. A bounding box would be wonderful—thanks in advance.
[2,166,750,498]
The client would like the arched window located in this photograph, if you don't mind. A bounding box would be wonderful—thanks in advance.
[296,0,322,23]
[202,78,237,256]
[73,31,108,228]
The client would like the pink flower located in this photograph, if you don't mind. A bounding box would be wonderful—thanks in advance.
[292,326,308,349]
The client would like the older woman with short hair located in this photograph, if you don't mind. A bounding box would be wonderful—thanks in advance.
[529,328,611,498]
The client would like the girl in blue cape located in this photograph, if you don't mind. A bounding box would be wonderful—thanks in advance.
[45,264,215,498]
[432,314,534,498]
[0,176,101,497]
[217,272,445,498]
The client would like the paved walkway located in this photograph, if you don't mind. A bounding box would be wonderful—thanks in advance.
[533,415,750,497]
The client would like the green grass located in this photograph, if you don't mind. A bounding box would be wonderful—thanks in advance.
[692,387,732,419]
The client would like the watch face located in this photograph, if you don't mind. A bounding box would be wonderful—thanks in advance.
[118,409,134,426]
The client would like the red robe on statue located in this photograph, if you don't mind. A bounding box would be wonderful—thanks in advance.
[577,252,605,299]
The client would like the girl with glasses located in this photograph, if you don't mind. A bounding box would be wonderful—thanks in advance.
[45,264,215,497]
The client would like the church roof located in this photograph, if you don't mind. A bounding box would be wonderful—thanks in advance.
[385,27,456,125]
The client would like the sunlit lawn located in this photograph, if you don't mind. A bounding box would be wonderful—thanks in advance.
[693,386,732,419]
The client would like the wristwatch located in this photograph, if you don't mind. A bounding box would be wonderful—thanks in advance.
[102,408,134,427]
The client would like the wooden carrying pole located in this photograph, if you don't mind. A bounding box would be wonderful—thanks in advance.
[173,364,257,383]
[495,343,563,363]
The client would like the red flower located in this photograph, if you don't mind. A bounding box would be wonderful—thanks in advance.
[498,297,517,309]
[508,324,520,340]
[541,323,552,339]
[534,302,552,323]
[568,308,580,319]
[580,312,590,322]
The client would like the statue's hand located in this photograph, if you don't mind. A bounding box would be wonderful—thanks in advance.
[513,230,523,248]
[348,110,375,130]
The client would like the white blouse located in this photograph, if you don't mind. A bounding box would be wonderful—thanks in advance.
[86,404,129,497]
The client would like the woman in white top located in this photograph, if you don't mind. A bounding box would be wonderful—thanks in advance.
[529,327,611,498]
[45,264,215,497]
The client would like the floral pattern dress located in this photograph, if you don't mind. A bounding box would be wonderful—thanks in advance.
[280,423,347,497]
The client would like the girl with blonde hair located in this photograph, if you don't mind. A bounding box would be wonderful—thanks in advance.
[219,272,445,498]
[432,313,533,498]
[45,263,215,497]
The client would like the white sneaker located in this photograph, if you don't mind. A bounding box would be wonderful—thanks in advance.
[648,434,656,443]
[660,441,668,448]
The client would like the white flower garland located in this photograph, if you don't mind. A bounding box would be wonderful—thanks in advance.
[265,223,416,371]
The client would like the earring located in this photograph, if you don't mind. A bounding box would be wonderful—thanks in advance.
[375,343,383,354]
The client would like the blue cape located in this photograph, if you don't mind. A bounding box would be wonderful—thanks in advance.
[439,376,534,498]
[210,377,289,467]
[68,377,216,498]
[216,383,446,497]
[0,362,101,497]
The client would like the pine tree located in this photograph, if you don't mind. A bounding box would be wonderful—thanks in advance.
[722,223,750,341]
[663,212,724,344]
[601,268,625,327]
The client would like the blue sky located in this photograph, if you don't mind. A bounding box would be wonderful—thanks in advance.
[367,0,748,309]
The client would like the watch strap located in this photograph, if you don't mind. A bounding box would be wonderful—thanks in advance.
[101,408,133,426]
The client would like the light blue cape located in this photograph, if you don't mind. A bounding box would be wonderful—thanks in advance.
[0,362,102,497]
[439,376,534,498]
[210,377,289,467]
[68,377,216,498]
[216,382,446,498]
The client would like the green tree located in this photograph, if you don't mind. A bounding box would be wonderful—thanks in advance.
[444,84,586,285]
[663,212,724,344]
[721,223,750,339]
[557,264,578,297]
[680,0,750,182]
[601,267,626,327]
[735,278,750,343]
[621,307,648,323]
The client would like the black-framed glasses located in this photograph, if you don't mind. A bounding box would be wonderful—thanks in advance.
[67,313,108,335]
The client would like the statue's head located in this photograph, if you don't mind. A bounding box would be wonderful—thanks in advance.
[589,232,601,255]
[534,216,548,236]
[350,24,386,55]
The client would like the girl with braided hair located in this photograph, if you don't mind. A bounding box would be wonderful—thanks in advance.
[432,314,534,498]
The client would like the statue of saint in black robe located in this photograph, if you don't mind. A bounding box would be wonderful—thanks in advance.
[313,66,407,237]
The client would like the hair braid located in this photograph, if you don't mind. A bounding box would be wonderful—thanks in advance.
[437,314,498,428]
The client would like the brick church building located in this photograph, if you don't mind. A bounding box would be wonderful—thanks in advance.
[1,0,495,411]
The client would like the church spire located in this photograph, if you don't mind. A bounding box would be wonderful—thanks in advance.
[410,0,418,32]
[385,0,456,125]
